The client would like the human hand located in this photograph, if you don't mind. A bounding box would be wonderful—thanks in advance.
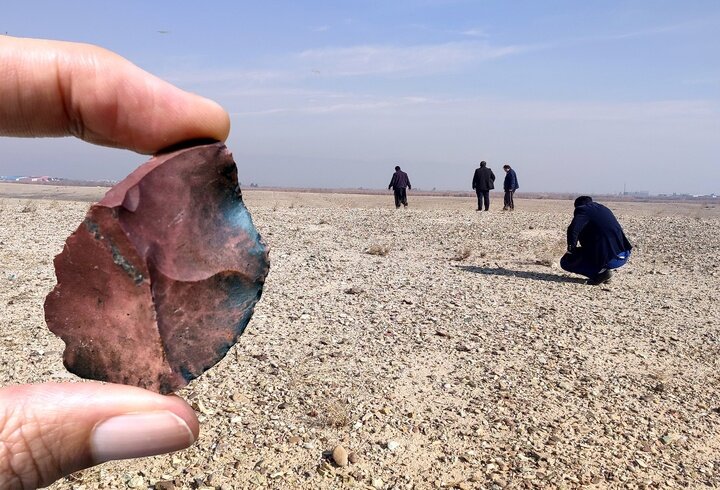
[0,384,198,489]
[0,35,229,152]
[1,35,229,488]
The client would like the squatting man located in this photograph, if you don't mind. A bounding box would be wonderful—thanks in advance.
[560,196,632,285]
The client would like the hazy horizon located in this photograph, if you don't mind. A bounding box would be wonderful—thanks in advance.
[2,1,719,195]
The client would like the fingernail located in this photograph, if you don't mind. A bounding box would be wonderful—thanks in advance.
[91,411,195,462]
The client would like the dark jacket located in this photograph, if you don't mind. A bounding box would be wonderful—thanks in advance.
[472,167,495,191]
[567,202,632,269]
[389,170,411,190]
[503,168,519,191]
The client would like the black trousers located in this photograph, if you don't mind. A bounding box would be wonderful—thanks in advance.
[393,187,408,207]
[503,189,515,209]
[475,189,490,210]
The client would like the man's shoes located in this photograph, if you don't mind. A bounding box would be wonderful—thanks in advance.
[502,206,508,211]
[587,269,613,285]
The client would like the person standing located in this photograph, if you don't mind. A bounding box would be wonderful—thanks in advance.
[388,165,411,208]
[502,164,519,210]
[560,196,632,285]
[471,161,495,211]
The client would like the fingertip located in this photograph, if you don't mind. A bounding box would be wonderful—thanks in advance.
[90,409,196,463]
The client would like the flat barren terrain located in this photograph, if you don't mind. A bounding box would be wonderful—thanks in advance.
[1,185,719,489]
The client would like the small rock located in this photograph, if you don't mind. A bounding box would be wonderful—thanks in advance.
[344,287,364,295]
[154,481,174,490]
[661,433,679,445]
[127,476,145,488]
[348,452,359,464]
[288,435,301,445]
[332,445,349,467]
[372,477,384,489]
[386,440,400,451]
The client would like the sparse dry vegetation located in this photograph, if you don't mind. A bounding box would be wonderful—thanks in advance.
[20,201,37,213]
[450,245,472,261]
[365,243,390,256]
[320,400,350,429]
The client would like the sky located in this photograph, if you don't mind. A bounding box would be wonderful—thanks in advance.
[1,1,719,195]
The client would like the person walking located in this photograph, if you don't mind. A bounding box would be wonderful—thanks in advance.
[502,164,519,210]
[560,196,633,285]
[471,161,495,211]
[388,165,411,208]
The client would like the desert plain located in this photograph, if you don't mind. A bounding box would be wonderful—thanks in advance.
[1,183,719,489]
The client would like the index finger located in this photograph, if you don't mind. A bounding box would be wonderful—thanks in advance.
[0,36,230,154]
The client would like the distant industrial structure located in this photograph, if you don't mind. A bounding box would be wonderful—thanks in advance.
[0,175,58,183]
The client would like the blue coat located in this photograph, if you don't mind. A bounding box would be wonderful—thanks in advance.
[503,169,519,191]
[567,202,632,269]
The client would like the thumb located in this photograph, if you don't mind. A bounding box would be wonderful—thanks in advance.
[0,383,199,489]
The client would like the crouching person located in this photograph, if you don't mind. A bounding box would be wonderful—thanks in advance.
[560,196,632,285]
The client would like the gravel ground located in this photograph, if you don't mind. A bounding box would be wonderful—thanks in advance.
[1,187,719,489]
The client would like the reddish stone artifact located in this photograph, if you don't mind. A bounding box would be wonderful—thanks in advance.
[45,143,270,394]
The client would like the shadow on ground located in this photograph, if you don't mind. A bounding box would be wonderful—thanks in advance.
[458,265,585,284]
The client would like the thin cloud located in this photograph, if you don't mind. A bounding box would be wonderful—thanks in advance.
[231,93,717,122]
[164,68,290,86]
[429,97,719,122]
[570,17,720,45]
[231,94,434,117]
[684,76,720,86]
[461,28,488,38]
[297,41,540,76]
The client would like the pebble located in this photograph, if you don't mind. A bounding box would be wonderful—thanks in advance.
[387,440,400,451]
[127,476,145,488]
[332,445,349,466]
[661,433,679,445]
[372,477,384,489]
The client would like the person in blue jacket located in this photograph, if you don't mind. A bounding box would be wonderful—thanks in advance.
[560,196,632,285]
[502,164,519,210]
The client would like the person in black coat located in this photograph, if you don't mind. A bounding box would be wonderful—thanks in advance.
[560,196,633,285]
[388,165,411,208]
[471,161,495,211]
[502,164,519,210]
